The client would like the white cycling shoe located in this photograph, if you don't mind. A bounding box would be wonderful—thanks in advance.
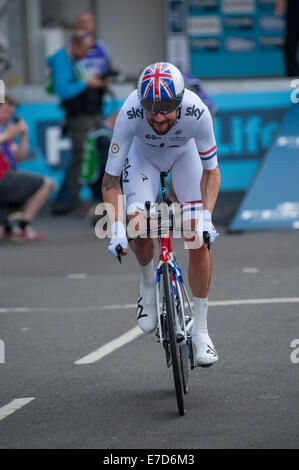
[136,277,157,334]
[192,334,218,367]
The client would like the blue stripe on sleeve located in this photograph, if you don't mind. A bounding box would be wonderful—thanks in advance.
[200,151,217,161]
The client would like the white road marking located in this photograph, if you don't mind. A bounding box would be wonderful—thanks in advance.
[1,297,299,314]
[0,307,31,313]
[75,297,299,364]
[1,298,298,365]
[209,298,299,306]
[74,326,142,365]
[0,398,35,422]
[68,273,87,279]
[242,267,260,273]
[101,297,299,310]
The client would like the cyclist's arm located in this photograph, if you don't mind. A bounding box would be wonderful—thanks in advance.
[102,108,134,226]
[194,107,220,213]
[102,172,124,224]
[200,166,220,213]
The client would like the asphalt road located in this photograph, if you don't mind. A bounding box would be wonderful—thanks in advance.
[0,215,298,449]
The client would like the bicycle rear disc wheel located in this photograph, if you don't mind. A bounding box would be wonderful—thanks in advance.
[162,263,185,416]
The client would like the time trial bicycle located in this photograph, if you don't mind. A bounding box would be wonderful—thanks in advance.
[117,171,210,416]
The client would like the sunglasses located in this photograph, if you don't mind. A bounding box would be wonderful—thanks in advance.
[141,98,181,115]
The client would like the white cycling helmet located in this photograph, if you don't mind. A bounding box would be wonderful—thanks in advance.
[137,61,185,114]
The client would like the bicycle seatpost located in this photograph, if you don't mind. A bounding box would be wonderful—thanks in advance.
[145,200,151,236]
[116,244,123,263]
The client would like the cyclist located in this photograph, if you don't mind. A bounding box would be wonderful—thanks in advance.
[102,62,220,367]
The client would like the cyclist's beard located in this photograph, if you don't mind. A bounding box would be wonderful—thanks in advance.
[146,115,177,135]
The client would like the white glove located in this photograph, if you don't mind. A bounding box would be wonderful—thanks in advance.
[107,221,128,257]
[202,209,219,244]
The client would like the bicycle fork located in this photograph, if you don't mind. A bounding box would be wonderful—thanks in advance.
[156,259,190,345]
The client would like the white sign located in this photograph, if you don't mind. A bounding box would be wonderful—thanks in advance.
[241,202,299,223]
[188,15,221,36]
[259,15,285,32]
[277,136,299,148]
[225,36,255,52]
[45,127,71,166]
[222,0,255,14]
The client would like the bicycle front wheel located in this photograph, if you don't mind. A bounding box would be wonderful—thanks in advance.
[162,263,185,416]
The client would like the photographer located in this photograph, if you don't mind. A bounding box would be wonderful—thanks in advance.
[48,30,104,215]
[75,11,115,114]
[0,96,52,241]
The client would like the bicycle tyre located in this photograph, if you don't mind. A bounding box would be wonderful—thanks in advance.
[179,343,189,394]
[162,263,185,416]
[175,282,189,394]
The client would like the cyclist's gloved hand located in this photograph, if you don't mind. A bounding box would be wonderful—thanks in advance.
[203,209,219,244]
[107,221,128,257]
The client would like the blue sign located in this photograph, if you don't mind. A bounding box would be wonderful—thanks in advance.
[14,89,291,198]
[186,0,291,77]
[229,103,299,230]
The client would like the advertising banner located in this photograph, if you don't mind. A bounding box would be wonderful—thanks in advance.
[14,88,290,196]
[167,0,289,77]
[229,103,299,230]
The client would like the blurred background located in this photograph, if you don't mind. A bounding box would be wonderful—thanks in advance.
[1,0,298,231]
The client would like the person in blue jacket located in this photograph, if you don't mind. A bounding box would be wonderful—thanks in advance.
[47,30,105,214]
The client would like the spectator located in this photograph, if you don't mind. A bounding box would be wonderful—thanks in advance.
[275,0,299,77]
[75,12,119,213]
[0,96,52,241]
[47,30,104,215]
[80,110,119,227]
[81,110,119,201]
[75,11,115,103]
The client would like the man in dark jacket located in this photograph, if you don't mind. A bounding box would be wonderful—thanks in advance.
[275,0,299,76]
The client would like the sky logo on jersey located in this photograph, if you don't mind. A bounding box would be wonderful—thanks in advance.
[127,107,144,119]
[141,62,175,100]
[185,105,205,120]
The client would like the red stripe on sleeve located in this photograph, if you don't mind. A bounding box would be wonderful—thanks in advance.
[198,145,217,156]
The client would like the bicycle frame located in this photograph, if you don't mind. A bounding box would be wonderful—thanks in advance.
[122,171,199,373]
[155,231,193,350]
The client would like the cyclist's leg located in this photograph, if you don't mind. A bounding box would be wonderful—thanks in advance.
[172,140,218,365]
[123,141,160,266]
[122,142,161,333]
[172,140,211,297]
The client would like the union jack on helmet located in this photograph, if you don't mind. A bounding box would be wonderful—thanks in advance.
[137,62,185,114]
